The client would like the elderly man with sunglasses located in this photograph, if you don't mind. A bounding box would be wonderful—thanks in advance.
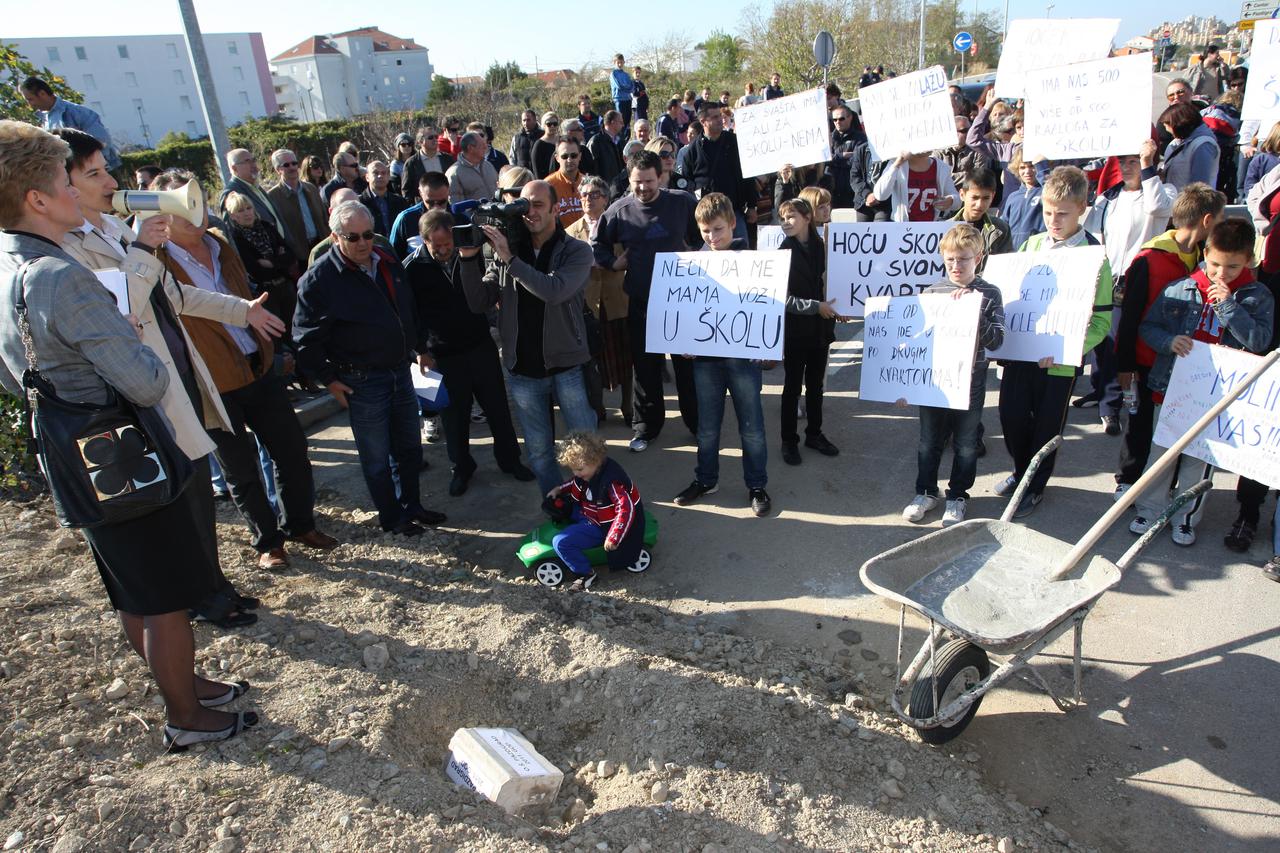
[294,201,448,536]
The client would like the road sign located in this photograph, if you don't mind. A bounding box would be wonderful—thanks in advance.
[953,31,974,52]
[813,31,836,67]
[1241,0,1280,21]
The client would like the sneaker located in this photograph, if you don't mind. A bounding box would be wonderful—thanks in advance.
[673,480,717,506]
[993,474,1018,497]
[470,402,487,424]
[422,416,441,444]
[804,434,839,456]
[1101,415,1121,436]
[1262,555,1280,583]
[629,437,649,453]
[569,570,598,592]
[1128,516,1151,535]
[1113,483,1132,503]
[902,493,941,523]
[781,441,802,466]
[1013,492,1043,519]
[1171,523,1196,547]
[1224,518,1257,553]
[942,498,967,527]
[1072,391,1101,408]
[750,488,772,517]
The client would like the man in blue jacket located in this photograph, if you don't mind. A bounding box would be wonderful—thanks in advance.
[21,76,120,170]
[610,55,634,129]
[294,201,447,535]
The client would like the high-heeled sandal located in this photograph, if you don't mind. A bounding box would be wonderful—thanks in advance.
[198,680,250,708]
[162,710,258,752]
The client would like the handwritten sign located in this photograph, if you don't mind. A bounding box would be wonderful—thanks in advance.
[982,246,1106,367]
[646,250,790,359]
[1153,343,1280,489]
[734,88,831,178]
[827,221,951,317]
[860,66,957,163]
[757,225,785,250]
[1242,20,1280,140]
[860,293,982,410]
[1023,53,1152,160]
[994,18,1121,99]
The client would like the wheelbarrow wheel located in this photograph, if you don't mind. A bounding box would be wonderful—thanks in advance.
[533,560,567,587]
[908,639,991,744]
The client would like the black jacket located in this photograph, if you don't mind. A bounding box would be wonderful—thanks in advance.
[510,129,541,170]
[828,125,866,207]
[532,138,557,179]
[848,141,891,219]
[401,248,492,358]
[359,189,411,236]
[400,151,456,197]
[588,133,625,184]
[781,232,835,346]
[685,131,759,213]
[293,244,422,385]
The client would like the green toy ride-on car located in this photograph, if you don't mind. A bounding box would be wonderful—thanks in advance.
[516,511,659,587]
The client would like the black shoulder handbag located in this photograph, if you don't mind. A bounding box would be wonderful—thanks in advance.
[14,262,194,528]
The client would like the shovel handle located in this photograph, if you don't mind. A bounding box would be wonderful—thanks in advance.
[1114,479,1212,572]
[1049,348,1280,581]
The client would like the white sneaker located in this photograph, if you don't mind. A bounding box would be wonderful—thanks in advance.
[993,474,1018,497]
[628,437,649,453]
[1171,523,1196,546]
[422,416,441,444]
[941,498,967,527]
[902,494,940,523]
[470,402,487,424]
[1113,483,1131,503]
[1129,516,1151,535]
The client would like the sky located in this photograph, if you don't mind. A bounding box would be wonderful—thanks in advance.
[6,0,1242,78]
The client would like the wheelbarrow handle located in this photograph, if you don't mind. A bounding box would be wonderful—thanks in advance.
[1049,347,1280,581]
[999,435,1063,523]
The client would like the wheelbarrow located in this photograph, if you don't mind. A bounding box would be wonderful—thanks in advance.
[859,349,1280,743]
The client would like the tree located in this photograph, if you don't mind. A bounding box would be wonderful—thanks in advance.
[484,61,526,92]
[0,42,84,124]
[424,74,455,111]
[700,31,744,82]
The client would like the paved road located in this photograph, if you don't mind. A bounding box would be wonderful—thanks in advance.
[306,324,1280,852]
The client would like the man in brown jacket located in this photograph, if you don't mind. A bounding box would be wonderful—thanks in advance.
[155,171,339,570]
[266,148,327,265]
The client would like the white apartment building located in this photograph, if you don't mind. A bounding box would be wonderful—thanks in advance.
[13,33,277,149]
[271,27,433,121]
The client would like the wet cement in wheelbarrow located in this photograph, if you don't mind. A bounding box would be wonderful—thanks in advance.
[904,542,1115,643]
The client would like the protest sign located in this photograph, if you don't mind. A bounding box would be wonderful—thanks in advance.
[994,18,1121,99]
[1022,53,1152,160]
[827,221,951,317]
[859,66,957,162]
[1242,20,1280,140]
[1154,342,1280,489]
[645,250,790,359]
[734,88,831,178]
[982,246,1106,367]
[860,293,982,410]
[757,225,786,251]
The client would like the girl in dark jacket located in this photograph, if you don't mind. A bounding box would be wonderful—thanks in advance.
[776,198,847,464]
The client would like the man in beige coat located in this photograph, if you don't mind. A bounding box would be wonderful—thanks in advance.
[266,148,327,265]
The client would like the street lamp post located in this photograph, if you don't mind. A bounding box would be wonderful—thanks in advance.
[918,0,928,70]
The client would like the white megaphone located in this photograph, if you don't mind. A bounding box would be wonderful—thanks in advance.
[111,179,205,226]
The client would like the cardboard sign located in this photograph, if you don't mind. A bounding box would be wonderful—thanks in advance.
[1023,53,1153,160]
[734,88,832,178]
[994,18,1121,99]
[859,66,957,162]
[645,250,790,359]
[1242,20,1280,140]
[1153,342,1280,489]
[827,221,951,317]
[757,225,786,250]
[982,246,1106,367]
[860,293,982,410]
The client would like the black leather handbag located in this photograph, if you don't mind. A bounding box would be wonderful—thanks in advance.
[14,262,193,529]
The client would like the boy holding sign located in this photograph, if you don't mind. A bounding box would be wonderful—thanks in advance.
[995,167,1114,517]
[902,224,1006,525]
[672,194,772,517]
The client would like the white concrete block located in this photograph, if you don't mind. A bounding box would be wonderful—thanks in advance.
[444,727,563,815]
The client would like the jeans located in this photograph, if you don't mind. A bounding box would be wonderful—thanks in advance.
[615,100,633,130]
[436,342,523,477]
[627,308,698,440]
[505,365,598,495]
[693,358,768,490]
[552,507,605,576]
[341,363,424,530]
[781,343,829,443]
[916,405,984,500]
[210,447,276,506]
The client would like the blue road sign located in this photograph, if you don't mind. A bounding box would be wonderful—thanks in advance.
[953,31,974,52]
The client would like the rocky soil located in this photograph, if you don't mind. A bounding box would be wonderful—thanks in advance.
[0,494,1093,853]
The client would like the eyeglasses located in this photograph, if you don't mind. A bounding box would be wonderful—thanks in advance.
[446,126,459,132]
[398,141,414,146]
[833,115,851,122]
[582,191,605,200]
[559,153,580,160]
[546,121,559,127]
[279,161,299,168]
[659,151,675,159]
[340,231,375,243]
[425,198,450,208]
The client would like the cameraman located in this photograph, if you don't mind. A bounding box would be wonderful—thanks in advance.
[459,181,598,495]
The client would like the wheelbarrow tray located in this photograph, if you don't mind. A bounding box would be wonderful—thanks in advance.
[860,519,1121,655]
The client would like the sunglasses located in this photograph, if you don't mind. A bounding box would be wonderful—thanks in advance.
[340,231,375,243]
[425,198,450,208]
[280,161,299,168]
[399,141,413,146]
[446,126,459,132]
[546,121,559,126]
[659,151,675,159]
[559,153,580,160]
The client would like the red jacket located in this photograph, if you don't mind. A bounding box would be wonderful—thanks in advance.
[1115,231,1201,372]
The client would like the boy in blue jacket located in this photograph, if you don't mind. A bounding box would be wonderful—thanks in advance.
[610,55,635,129]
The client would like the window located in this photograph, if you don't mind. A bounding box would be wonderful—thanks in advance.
[47,47,60,62]
[180,95,192,110]
[165,42,178,58]
[383,76,391,87]
[75,46,87,61]
[233,66,244,81]
[399,76,406,86]
[82,74,95,90]
[117,45,129,59]
[173,69,185,85]
[186,121,198,135]
[396,59,403,66]
[238,91,250,106]
[227,41,238,55]
[125,72,138,87]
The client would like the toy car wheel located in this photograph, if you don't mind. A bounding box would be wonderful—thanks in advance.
[534,560,566,587]
[626,548,652,574]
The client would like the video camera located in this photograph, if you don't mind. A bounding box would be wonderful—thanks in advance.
[452,194,530,255]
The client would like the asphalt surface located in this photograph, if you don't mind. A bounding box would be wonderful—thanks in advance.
[304,322,1280,852]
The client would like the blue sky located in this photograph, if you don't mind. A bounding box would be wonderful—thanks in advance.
[7,0,1241,78]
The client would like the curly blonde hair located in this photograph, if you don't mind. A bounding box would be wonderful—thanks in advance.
[556,432,608,470]
[0,121,69,228]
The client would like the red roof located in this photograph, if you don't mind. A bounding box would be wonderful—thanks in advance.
[272,36,340,61]
[271,27,422,61]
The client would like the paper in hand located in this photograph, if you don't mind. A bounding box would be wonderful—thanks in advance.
[93,269,129,316]
[411,367,447,404]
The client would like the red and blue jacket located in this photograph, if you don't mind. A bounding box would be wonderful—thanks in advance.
[558,456,645,568]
